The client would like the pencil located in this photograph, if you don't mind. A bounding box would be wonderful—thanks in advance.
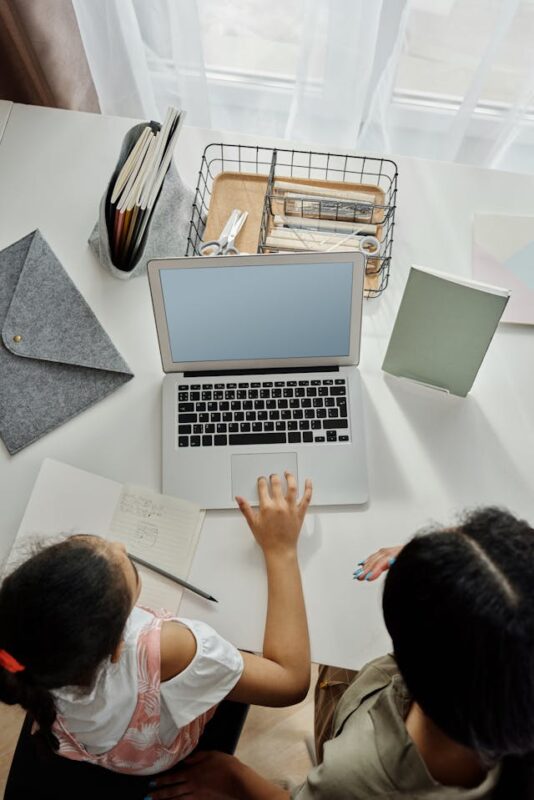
[129,553,218,603]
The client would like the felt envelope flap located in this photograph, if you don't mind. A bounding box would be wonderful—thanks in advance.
[1,230,132,375]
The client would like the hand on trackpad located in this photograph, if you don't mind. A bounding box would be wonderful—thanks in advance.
[231,453,298,504]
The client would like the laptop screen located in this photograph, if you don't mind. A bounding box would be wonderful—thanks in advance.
[159,260,354,363]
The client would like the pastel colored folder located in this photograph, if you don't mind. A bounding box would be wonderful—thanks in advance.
[382,265,510,397]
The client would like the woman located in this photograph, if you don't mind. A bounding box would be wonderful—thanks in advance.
[148,506,534,799]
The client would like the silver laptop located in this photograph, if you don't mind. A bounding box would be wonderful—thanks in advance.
[147,251,368,508]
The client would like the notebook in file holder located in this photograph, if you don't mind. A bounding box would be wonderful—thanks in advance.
[148,251,368,508]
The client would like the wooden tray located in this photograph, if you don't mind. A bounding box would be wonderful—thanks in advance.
[202,171,385,293]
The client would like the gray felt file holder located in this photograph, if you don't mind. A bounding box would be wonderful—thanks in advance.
[0,230,133,455]
[89,121,193,280]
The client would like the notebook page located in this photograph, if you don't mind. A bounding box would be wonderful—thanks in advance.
[109,485,205,611]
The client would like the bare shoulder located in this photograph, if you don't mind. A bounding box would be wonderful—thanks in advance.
[159,620,197,682]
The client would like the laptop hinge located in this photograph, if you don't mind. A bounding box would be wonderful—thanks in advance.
[183,366,340,378]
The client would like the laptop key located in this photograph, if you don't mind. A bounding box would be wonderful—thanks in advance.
[328,407,339,417]
[243,401,253,410]
[278,399,288,409]
[305,409,315,419]
[281,410,291,419]
[313,397,323,407]
[260,389,270,398]
[208,402,217,411]
[240,422,251,432]
[335,379,345,384]
[248,390,258,399]
[318,387,329,396]
[223,412,232,422]
[215,435,228,446]
[339,435,349,442]
[179,413,197,424]
[298,380,309,386]
[178,392,188,401]
[245,411,256,421]
[214,383,224,389]
[178,385,188,391]
[190,392,200,401]
[288,432,301,443]
[234,412,244,421]
[205,424,215,433]
[299,420,310,430]
[283,388,293,398]
[295,388,305,397]
[311,419,321,429]
[199,413,209,423]
[288,421,298,430]
[315,436,326,442]
[201,391,212,401]
[264,421,274,431]
[179,403,194,412]
[178,437,189,447]
[178,425,191,435]
[229,423,239,432]
[210,413,221,422]
[229,433,287,446]
[263,382,273,387]
[219,401,229,411]
[327,430,337,442]
[275,421,286,431]
[257,410,268,420]
[293,409,303,419]
[251,382,261,387]
[190,436,201,446]
[252,422,262,432]
[323,419,348,429]
[202,435,213,446]
[303,432,313,443]
[331,386,346,396]
[238,382,249,388]
[317,409,327,418]
[306,387,317,397]
[254,400,265,410]
[325,397,335,407]
[311,379,321,385]
[227,383,237,389]
[193,424,202,434]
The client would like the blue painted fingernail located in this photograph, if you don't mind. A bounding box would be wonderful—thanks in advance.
[353,568,363,577]
[366,572,373,580]
[388,557,396,566]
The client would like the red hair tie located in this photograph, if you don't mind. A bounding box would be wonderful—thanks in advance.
[0,649,25,673]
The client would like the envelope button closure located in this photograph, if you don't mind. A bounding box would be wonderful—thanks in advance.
[12,335,22,343]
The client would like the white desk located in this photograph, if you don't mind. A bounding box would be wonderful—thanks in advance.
[1,104,533,668]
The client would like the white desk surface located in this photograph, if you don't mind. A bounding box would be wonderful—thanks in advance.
[1,103,533,668]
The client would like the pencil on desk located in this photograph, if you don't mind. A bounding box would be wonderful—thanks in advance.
[129,553,218,603]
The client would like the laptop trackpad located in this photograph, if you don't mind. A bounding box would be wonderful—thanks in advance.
[231,453,298,504]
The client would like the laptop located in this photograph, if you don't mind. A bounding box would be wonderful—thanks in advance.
[147,251,368,508]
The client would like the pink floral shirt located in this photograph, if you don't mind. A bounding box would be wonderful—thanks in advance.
[52,608,238,775]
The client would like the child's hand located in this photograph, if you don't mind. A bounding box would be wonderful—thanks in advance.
[236,472,312,557]
[353,545,402,581]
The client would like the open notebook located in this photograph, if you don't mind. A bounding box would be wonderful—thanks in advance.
[4,459,205,612]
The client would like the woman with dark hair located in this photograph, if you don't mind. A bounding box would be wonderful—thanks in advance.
[149,506,534,799]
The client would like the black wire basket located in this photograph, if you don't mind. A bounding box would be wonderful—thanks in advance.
[186,143,398,298]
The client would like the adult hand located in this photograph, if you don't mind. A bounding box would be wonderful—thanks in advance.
[236,472,312,557]
[353,545,403,581]
[149,752,236,799]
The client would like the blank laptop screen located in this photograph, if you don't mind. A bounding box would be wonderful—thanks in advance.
[159,260,353,363]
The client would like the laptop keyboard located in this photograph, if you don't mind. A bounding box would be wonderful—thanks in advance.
[176,378,350,448]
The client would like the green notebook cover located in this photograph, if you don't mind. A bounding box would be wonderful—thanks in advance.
[382,266,510,397]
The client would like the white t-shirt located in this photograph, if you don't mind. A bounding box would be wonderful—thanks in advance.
[53,607,244,754]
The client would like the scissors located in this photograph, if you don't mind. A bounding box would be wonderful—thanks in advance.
[199,209,248,256]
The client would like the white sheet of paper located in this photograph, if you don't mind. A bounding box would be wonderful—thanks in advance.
[109,485,204,609]
[6,459,204,614]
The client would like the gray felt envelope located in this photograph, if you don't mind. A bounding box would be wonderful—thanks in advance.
[0,230,134,454]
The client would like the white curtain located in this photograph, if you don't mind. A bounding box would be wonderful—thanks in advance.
[72,0,534,171]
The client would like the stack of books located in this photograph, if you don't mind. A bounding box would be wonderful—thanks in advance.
[108,107,183,269]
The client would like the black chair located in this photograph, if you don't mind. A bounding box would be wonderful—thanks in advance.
[5,701,249,800]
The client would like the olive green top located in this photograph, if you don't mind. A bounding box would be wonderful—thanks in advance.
[292,655,500,799]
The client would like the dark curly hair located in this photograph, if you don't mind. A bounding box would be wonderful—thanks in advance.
[0,537,131,748]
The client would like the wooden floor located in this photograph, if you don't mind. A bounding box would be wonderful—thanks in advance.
[0,666,317,797]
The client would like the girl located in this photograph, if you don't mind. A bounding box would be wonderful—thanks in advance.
[155,507,534,799]
[0,472,312,780]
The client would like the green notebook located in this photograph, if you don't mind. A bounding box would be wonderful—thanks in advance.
[382,266,510,397]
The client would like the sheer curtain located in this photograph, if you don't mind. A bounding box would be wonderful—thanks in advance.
[72,0,534,171]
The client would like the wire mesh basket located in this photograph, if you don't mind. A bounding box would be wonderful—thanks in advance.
[186,143,398,298]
